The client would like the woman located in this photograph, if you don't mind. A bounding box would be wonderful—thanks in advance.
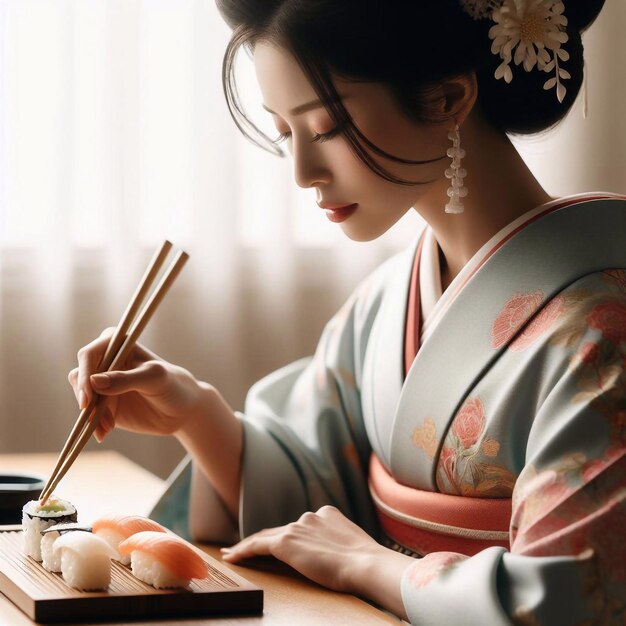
[70,0,625,623]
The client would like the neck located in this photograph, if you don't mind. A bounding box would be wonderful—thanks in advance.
[413,110,555,288]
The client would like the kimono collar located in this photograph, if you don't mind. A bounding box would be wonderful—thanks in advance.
[375,195,626,490]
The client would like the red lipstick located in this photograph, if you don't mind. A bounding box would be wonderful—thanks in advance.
[318,202,359,223]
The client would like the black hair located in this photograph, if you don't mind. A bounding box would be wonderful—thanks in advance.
[217,0,606,185]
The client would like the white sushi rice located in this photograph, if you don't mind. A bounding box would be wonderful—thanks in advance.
[22,513,57,561]
[94,528,128,564]
[53,531,117,591]
[21,498,77,562]
[130,551,188,589]
[40,531,62,572]
[60,551,112,591]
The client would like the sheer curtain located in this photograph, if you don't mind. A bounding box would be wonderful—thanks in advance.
[0,0,623,479]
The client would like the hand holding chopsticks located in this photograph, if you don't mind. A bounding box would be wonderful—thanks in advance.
[39,241,189,504]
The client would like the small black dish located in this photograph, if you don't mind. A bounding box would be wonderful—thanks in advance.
[0,473,46,524]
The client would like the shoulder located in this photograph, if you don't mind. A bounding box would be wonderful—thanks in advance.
[518,269,626,471]
[528,268,626,423]
[490,268,626,355]
[548,269,626,346]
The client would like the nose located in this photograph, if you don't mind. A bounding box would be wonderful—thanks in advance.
[291,138,331,189]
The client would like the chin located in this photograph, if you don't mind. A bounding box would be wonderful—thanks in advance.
[340,221,397,243]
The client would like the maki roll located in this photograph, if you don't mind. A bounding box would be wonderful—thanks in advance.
[22,497,77,561]
[40,523,92,573]
[53,531,117,590]
[118,531,208,588]
[92,515,167,565]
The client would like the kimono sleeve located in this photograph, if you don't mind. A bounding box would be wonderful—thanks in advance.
[237,271,387,539]
[150,256,396,542]
[400,273,626,625]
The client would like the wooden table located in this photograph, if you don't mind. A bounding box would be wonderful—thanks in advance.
[0,452,402,625]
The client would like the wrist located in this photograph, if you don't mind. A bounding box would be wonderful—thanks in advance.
[345,543,387,596]
[174,380,219,444]
[347,543,413,621]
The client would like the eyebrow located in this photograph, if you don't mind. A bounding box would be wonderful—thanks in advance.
[262,95,347,117]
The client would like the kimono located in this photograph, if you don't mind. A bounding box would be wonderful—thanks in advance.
[150,192,626,625]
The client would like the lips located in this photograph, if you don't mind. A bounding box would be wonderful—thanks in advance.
[318,201,359,224]
[318,201,356,210]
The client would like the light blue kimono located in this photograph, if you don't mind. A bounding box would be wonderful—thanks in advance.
[151,195,626,625]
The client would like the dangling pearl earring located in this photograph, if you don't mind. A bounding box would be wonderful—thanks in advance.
[444,124,467,214]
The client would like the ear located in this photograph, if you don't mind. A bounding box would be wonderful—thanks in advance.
[439,72,478,125]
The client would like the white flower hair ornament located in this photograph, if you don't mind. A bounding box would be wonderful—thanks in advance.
[461,0,571,103]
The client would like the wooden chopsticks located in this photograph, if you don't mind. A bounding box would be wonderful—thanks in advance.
[39,241,189,504]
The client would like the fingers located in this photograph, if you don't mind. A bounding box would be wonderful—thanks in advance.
[94,405,116,444]
[69,368,118,441]
[221,522,298,562]
[221,507,344,563]
[89,360,168,396]
[68,367,80,406]
[69,327,158,410]
[74,327,116,409]
[221,533,280,562]
[315,505,340,518]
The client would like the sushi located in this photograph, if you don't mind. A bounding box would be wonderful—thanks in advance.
[21,497,77,561]
[92,515,167,565]
[40,523,92,573]
[118,531,208,589]
[53,531,117,590]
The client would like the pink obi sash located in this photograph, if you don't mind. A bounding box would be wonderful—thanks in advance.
[369,453,511,557]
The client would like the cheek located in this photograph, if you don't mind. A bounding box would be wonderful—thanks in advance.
[326,133,440,212]
[353,108,445,164]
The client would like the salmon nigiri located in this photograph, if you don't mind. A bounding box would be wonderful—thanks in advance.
[118,531,209,588]
[92,515,167,564]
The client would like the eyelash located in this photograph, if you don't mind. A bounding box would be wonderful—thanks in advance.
[276,124,345,145]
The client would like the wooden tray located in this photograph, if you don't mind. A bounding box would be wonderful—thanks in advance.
[0,527,263,622]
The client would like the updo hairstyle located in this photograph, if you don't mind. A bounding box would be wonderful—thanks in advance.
[217,0,606,185]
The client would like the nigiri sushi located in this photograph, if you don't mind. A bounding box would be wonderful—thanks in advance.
[53,531,117,590]
[118,531,208,589]
[40,523,92,573]
[92,515,167,565]
[21,497,77,561]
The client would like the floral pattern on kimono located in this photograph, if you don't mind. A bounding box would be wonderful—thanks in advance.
[435,396,517,497]
[402,269,626,626]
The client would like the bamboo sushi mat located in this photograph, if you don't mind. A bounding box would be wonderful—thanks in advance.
[0,528,263,622]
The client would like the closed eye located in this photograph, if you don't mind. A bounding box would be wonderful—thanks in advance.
[311,123,346,143]
[276,131,291,145]
[275,123,346,146]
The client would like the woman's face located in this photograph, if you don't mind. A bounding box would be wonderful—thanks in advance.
[254,42,452,241]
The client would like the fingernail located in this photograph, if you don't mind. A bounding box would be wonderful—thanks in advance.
[220,547,231,553]
[78,390,87,409]
[91,374,111,389]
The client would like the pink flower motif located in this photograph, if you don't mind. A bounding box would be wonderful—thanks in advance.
[438,444,457,488]
[509,296,564,352]
[440,445,455,472]
[490,291,544,349]
[451,397,485,448]
[577,341,599,366]
[407,552,466,589]
[587,302,626,344]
